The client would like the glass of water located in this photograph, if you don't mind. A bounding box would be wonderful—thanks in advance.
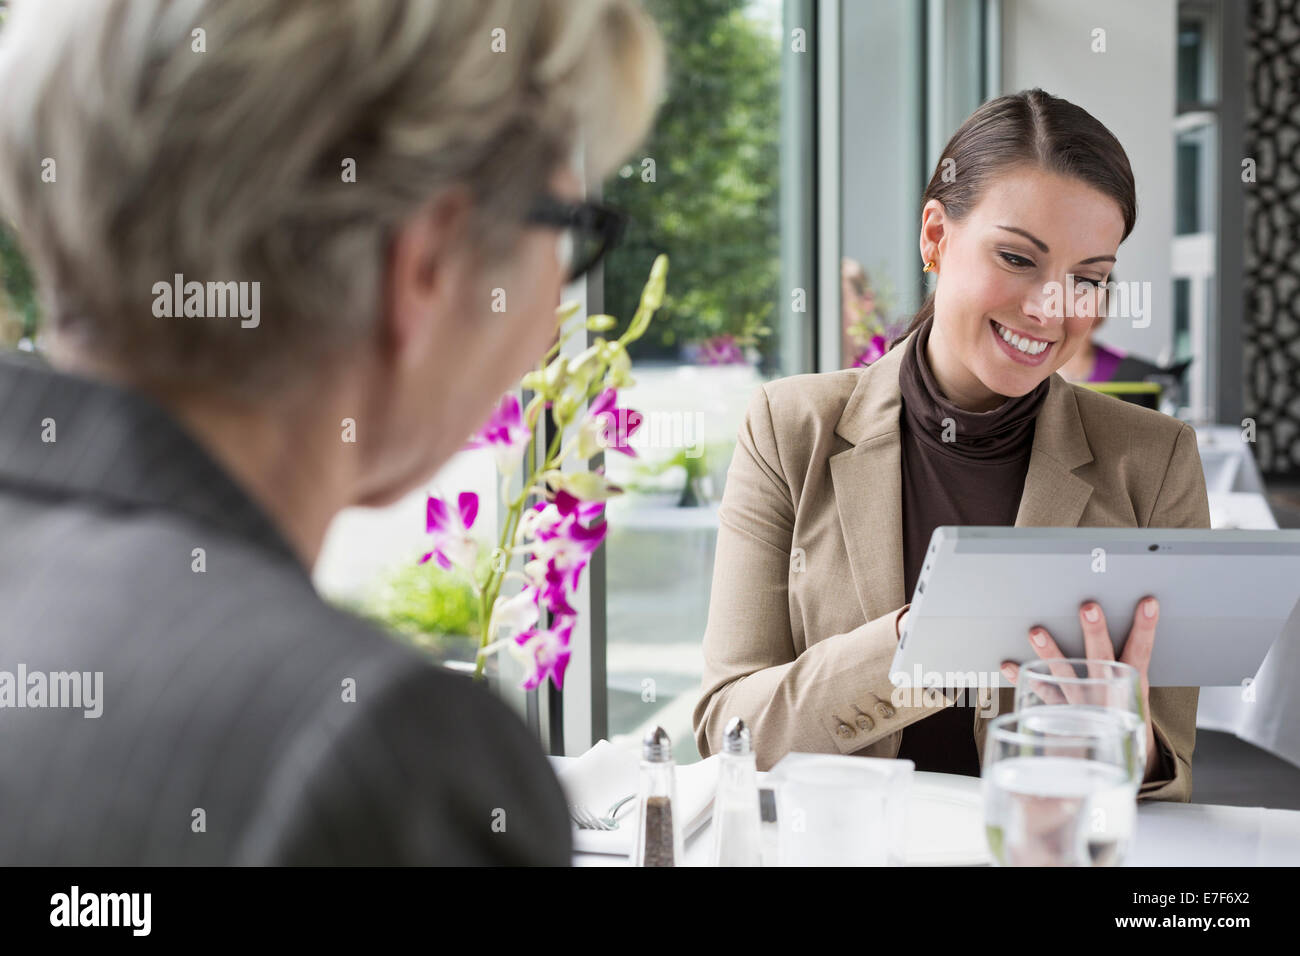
[983,709,1139,866]
[1013,658,1147,782]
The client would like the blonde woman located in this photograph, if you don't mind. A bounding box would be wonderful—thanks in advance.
[695,89,1208,803]
[0,0,662,864]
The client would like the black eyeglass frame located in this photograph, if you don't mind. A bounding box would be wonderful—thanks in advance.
[525,195,628,283]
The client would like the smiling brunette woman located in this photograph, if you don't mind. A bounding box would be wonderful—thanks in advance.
[693,89,1209,802]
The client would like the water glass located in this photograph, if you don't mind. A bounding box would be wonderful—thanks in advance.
[983,709,1139,866]
[1013,657,1147,782]
[770,753,913,866]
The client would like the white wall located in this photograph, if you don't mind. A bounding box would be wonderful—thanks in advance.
[1000,0,1177,363]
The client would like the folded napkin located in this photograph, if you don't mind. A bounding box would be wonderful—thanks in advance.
[553,739,719,857]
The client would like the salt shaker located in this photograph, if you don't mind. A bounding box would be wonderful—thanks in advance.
[632,725,683,866]
[711,717,762,866]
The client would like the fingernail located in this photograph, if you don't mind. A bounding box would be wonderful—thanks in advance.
[1031,629,1047,647]
[1083,604,1099,622]
[1001,664,1016,679]
[1144,598,1158,619]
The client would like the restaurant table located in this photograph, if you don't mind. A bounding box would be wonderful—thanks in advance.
[558,763,1300,867]
[1196,424,1269,497]
[1198,475,1300,770]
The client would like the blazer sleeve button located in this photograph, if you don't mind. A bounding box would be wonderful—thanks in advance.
[854,710,875,731]
[836,722,855,739]
[874,700,895,720]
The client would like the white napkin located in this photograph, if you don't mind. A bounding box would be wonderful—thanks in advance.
[554,739,719,856]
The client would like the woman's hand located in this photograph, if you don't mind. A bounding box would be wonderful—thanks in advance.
[999,597,1161,783]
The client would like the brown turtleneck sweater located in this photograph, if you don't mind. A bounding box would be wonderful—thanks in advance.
[895,314,1051,775]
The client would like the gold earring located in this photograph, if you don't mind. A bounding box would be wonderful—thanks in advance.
[922,259,937,274]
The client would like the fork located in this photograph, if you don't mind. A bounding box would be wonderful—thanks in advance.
[568,793,637,830]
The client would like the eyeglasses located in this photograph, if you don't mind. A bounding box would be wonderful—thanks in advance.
[524,194,628,283]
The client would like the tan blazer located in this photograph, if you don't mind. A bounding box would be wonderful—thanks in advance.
[693,328,1210,802]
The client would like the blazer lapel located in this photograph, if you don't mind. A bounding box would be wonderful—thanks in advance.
[829,341,908,623]
[1014,373,1096,527]
[827,330,1096,626]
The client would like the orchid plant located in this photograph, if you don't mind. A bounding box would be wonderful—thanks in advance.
[843,261,907,367]
[420,255,668,692]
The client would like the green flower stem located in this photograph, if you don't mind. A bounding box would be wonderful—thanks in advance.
[554,436,579,468]
[541,323,583,364]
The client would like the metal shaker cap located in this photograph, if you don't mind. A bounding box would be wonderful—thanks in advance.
[642,725,673,762]
[722,717,751,755]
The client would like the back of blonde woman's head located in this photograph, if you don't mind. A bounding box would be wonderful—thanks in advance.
[0,0,663,394]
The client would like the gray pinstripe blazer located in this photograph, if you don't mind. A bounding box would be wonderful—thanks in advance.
[0,351,570,865]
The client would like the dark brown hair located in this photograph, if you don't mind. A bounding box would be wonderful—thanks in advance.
[887,88,1136,351]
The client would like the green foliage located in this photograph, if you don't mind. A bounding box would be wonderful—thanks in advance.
[359,553,490,662]
[603,0,780,364]
[632,445,711,484]
[0,220,39,345]
[622,440,735,506]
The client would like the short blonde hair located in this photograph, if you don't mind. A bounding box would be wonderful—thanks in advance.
[0,0,664,394]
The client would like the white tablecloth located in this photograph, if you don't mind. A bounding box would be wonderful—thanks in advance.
[1196,433,1300,769]
[1197,425,1268,496]
[565,767,1300,867]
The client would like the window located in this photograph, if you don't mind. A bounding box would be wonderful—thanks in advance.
[593,0,814,763]
[1172,0,1222,422]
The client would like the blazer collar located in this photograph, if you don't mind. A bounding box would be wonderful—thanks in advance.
[829,327,1095,621]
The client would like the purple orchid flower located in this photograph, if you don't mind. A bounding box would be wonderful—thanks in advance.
[583,388,642,459]
[490,589,541,640]
[464,394,531,473]
[513,618,574,690]
[698,334,746,365]
[853,334,888,367]
[526,493,607,563]
[518,490,607,617]
[419,491,479,571]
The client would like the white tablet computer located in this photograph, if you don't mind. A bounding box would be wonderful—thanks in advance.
[889,527,1300,688]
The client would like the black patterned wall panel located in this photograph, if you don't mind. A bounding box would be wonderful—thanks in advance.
[1244,0,1300,478]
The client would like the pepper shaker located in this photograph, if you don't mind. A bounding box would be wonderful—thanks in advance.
[632,726,683,866]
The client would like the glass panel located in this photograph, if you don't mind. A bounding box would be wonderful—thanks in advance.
[841,0,926,367]
[1176,135,1202,235]
[1176,6,1218,109]
[599,0,801,765]
[1173,277,1192,362]
[1175,119,1217,237]
[1177,17,1205,105]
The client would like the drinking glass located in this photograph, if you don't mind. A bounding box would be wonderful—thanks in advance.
[1014,657,1147,782]
[770,754,913,866]
[983,709,1138,866]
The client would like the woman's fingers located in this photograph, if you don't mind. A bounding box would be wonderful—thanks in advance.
[1080,601,1116,665]
[1119,597,1159,694]
[1023,625,1083,705]
[1008,601,1159,710]
[999,660,1070,704]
